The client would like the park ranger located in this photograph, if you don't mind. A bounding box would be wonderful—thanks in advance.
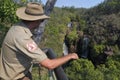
[0,2,78,80]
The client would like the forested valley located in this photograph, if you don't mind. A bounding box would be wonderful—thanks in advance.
[0,0,120,79]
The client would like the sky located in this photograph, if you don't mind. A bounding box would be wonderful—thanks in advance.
[42,0,104,8]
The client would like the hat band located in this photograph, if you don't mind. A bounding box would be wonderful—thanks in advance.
[25,10,44,16]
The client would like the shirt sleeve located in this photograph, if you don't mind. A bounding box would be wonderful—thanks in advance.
[14,32,48,63]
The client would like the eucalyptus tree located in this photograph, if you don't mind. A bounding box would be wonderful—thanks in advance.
[32,0,69,80]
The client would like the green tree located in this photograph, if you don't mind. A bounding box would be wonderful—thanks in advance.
[65,59,104,80]
[0,0,19,23]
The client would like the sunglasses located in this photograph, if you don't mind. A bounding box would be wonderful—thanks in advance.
[39,19,44,23]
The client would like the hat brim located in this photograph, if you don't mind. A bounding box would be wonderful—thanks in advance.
[16,7,50,21]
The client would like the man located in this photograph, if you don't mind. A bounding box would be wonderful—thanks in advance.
[0,2,78,80]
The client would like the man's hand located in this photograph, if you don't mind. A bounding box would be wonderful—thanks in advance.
[68,53,79,59]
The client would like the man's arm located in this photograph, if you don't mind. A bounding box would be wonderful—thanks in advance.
[40,53,78,70]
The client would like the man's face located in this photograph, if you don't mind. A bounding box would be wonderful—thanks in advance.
[31,19,44,29]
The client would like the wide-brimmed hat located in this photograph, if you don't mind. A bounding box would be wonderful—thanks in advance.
[16,2,50,21]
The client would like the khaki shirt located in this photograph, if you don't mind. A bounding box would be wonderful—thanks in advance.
[0,22,48,80]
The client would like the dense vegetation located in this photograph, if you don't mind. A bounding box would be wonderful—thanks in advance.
[0,0,120,80]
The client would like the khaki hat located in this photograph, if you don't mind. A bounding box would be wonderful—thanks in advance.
[16,2,50,21]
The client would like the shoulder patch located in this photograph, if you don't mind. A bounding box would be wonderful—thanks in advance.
[26,41,37,52]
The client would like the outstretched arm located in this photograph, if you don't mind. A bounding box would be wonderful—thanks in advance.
[40,53,79,70]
